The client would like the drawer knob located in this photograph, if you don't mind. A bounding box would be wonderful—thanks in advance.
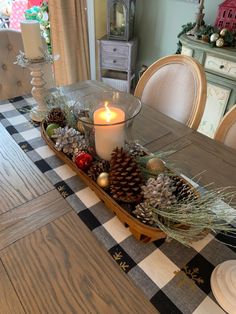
[113,48,117,52]
[220,65,224,69]
[113,60,117,63]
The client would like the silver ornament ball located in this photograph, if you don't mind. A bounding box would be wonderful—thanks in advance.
[210,33,220,43]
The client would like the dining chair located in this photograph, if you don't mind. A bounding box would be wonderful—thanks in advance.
[0,29,54,101]
[134,54,207,129]
[0,29,32,100]
[214,104,236,150]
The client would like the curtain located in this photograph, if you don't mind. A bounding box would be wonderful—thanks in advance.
[48,0,90,86]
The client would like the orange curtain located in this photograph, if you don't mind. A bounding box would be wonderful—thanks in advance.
[48,0,90,86]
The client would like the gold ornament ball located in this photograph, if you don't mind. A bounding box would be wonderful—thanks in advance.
[97,172,109,188]
[210,33,220,43]
[146,157,166,173]
[220,28,228,37]
[77,117,91,134]
[216,38,224,48]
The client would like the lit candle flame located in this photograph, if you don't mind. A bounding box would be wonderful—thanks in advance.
[104,101,112,122]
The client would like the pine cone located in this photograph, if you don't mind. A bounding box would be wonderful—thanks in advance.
[124,142,146,158]
[141,174,177,209]
[133,202,155,225]
[171,175,197,201]
[87,160,110,181]
[73,139,88,158]
[52,126,84,156]
[46,107,65,126]
[109,147,143,203]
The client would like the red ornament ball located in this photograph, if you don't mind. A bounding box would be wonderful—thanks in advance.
[75,151,93,170]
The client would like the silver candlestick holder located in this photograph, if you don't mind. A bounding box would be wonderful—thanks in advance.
[15,51,58,122]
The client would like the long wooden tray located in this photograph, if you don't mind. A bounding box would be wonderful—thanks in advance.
[41,123,167,243]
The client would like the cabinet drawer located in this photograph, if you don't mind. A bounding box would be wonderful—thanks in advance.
[204,55,236,80]
[101,42,129,57]
[101,55,128,70]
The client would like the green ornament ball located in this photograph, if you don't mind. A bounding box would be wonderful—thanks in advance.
[46,123,60,137]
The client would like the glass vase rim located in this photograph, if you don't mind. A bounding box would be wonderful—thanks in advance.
[76,91,142,127]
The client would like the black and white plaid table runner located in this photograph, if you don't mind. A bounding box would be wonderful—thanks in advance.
[1,95,235,314]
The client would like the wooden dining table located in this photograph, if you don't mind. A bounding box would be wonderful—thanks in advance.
[0,80,235,314]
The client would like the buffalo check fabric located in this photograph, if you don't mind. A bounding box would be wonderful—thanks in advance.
[1,96,236,314]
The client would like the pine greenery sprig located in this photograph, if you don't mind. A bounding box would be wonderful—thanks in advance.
[45,90,77,128]
[150,186,236,247]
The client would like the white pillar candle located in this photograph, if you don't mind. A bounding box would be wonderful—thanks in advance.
[20,20,44,60]
[94,102,125,161]
[116,11,124,28]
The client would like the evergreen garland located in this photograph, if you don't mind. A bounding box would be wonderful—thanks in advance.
[176,20,236,53]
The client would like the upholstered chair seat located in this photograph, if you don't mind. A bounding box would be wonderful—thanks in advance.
[0,29,32,100]
[134,55,207,130]
[214,104,236,150]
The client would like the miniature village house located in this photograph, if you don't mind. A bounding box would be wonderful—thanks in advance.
[215,0,236,31]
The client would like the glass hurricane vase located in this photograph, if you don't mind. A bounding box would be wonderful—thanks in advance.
[75,91,142,161]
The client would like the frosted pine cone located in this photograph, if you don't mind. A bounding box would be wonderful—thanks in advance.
[52,126,85,156]
[133,202,155,225]
[124,141,146,158]
[171,175,196,201]
[141,173,177,209]
[133,173,177,224]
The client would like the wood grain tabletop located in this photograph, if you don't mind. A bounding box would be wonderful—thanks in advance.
[0,124,53,214]
[0,80,235,313]
[1,210,158,314]
[0,81,159,313]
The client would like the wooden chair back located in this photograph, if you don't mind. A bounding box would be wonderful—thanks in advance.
[134,55,207,129]
[214,104,236,150]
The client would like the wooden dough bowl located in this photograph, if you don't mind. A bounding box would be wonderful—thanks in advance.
[41,122,197,243]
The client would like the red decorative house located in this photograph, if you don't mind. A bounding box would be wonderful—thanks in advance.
[214,0,236,31]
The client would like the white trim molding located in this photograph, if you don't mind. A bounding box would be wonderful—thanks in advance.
[86,0,96,80]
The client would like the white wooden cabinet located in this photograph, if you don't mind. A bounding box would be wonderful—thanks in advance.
[180,34,236,138]
[97,37,138,93]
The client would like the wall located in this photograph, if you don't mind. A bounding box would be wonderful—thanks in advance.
[135,0,222,69]
[94,0,106,78]
[94,0,106,39]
